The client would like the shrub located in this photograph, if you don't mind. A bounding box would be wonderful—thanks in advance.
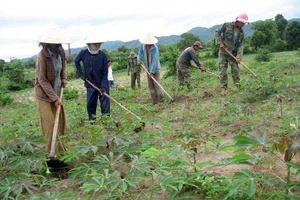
[63,87,79,100]
[202,59,218,71]
[255,48,273,62]
[0,91,13,106]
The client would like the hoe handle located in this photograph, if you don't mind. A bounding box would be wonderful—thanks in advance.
[223,47,258,78]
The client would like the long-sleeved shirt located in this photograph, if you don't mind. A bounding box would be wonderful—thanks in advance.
[35,47,67,102]
[176,46,202,67]
[127,57,140,74]
[137,44,161,74]
[215,22,245,59]
[74,49,109,89]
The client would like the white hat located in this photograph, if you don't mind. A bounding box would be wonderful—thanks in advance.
[84,35,105,44]
[35,25,72,44]
[139,32,158,44]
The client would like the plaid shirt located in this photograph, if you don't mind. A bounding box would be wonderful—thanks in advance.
[35,47,67,102]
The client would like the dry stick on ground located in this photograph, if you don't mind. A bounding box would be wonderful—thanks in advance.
[85,79,142,120]
[223,47,258,78]
[140,63,174,102]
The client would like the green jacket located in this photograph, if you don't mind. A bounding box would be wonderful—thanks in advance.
[128,57,140,74]
[215,22,245,59]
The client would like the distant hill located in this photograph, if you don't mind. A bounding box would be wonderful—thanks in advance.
[21,18,300,61]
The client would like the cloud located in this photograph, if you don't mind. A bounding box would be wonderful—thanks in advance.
[0,0,299,61]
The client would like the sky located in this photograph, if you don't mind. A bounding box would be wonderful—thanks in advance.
[0,0,299,61]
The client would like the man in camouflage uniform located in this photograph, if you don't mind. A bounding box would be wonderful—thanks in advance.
[127,51,141,89]
[215,13,250,90]
[176,41,205,89]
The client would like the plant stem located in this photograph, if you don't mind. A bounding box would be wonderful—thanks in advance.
[285,165,291,198]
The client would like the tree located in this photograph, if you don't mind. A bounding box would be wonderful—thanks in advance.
[117,45,128,53]
[4,59,26,91]
[161,45,180,79]
[284,21,300,50]
[250,31,267,50]
[250,19,278,49]
[272,39,287,52]
[176,33,202,51]
[275,14,288,40]
[0,59,5,74]
[24,58,36,69]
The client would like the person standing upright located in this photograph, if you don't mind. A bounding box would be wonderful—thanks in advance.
[176,41,205,89]
[107,60,114,88]
[34,25,71,158]
[215,13,250,90]
[74,35,110,120]
[127,51,141,89]
[137,32,163,105]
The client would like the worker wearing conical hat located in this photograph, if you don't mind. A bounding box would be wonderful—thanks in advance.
[137,32,164,105]
[34,25,71,158]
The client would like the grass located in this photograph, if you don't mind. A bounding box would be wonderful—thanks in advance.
[0,51,300,199]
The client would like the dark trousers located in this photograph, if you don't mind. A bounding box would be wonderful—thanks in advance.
[86,87,110,120]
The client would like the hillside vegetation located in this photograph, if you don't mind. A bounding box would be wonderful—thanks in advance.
[0,50,300,199]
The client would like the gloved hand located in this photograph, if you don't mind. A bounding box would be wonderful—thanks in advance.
[100,87,106,93]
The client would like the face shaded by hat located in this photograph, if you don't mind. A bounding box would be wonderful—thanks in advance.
[129,51,137,58]
[193,41,203,49]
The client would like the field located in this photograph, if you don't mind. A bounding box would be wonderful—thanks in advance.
[1,51,300,199]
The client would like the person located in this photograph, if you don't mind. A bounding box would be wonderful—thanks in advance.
[107,60,114,88]
[176,41,206,89]
[214,13,250,90]
[34,25,71,158]
[74,35,110,120]
[127,51,141,89]
[137,32,163,105]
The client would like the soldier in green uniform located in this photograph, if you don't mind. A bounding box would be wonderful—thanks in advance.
[127,51,141,89]
[215,13,250,90]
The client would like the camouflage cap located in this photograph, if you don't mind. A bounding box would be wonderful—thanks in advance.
[193,41,203,49]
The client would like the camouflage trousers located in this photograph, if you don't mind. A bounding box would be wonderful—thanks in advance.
[176,62,191,85]
[218,52,240,89]
[131,72,141,89]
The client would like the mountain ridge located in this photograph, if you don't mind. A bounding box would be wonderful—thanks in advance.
[22,18,300,61]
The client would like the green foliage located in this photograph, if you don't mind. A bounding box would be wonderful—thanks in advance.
[284,21,300,50]
[0,89,13,106]
[254,48,273,62]
[63,87,79,100]
[251,19,278,49]
[161,45,180,79]
[272,39,288,52]
[177,33,201,51]
[275,14,288,40]
[202,59,218,71]
[0,50,300,199]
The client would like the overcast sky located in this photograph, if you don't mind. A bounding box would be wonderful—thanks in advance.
[0,0,299,61]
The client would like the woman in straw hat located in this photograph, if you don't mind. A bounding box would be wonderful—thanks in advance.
[74,35,110,121]
[34,25,71,159]
[137,32,163,105]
